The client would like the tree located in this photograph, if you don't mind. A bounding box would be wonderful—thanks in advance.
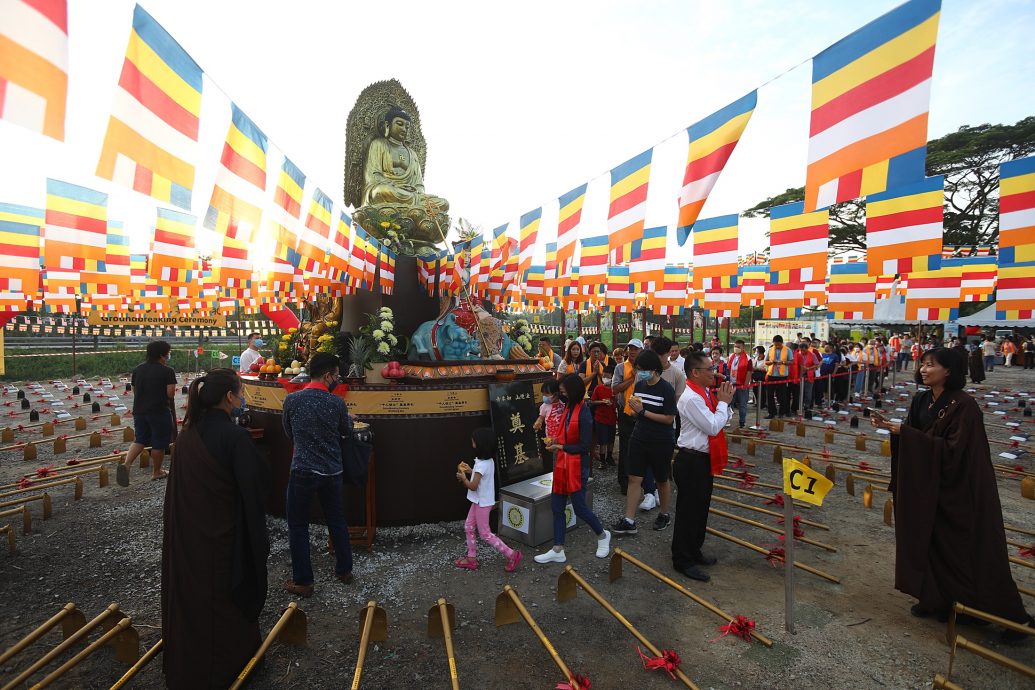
[742,117,1035,253]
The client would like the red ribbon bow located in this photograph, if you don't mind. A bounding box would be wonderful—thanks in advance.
[715,615,756,643]
[737,470,756,489]
[636,648,682,680]
[858,461,872,471]
[17,477,32,489]
[732,458,746,469]
[1018,544,1035,559]
[764,493,784,507]
[556,673,592,689]
[100,427,112,435]
[65,458,81,466]
[765,547,786,566]
[35,465,55,478]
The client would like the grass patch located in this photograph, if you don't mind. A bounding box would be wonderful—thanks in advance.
[1,349,192,382]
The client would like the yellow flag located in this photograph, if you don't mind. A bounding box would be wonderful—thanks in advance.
[782,457,834,506]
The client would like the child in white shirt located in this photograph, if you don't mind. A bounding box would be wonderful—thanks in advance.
[454,427,522,572]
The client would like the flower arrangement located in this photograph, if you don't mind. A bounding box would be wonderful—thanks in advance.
[273,327,301,367]
[509,317,533,353]
[360,306,402,362]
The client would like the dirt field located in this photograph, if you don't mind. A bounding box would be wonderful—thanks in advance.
[1,368,1033,689]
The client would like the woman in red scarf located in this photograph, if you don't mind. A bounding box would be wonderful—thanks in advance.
[534,374,611,564]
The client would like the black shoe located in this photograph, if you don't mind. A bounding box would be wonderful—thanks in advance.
[765,414,775,420]
[693,553,718,566]
[611,518,637,535]
[1000,615,1035,644]
[676,565,710,582]
[910,604,933,618]
[653,513,671,530]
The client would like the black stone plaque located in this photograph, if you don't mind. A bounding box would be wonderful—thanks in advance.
[488,381,544,489]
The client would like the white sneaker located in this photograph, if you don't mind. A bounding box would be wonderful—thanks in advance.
[595,530,611,558]
[638,491,657,511]
[534,548,567,564]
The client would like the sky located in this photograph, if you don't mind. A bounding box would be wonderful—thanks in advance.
[1,0,1034,264]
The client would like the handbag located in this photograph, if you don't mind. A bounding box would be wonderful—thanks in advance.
[340,420,373,487]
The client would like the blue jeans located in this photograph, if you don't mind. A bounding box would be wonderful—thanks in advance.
[286,470,352,584]
[732,388,749,426]
[854,371,865,395]
[551,461,602,546]
[984,355,995,372]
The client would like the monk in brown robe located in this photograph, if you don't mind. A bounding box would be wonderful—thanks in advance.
[877,348,1032,640]
[162,368,270,688]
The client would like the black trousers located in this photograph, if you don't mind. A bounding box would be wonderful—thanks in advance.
[766,377,789,416]
[616,413,635,490]
[671,448,713,570]
[1026,352,1035,369]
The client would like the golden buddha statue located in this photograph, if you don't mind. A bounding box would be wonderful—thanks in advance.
[363,106,448,214]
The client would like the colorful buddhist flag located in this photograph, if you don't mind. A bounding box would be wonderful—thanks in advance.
[804,0,940,211]
[702,274,741,318]
[763,280,804,319]
[96,4,202,210]
[42,179,106,311]
[942,255,996,302]
[83,220,131,310]
[556,183,586,276]
[648,265,689,316]
[827,259,877,319]
[0,0,68,140]
[998,155,1035,265]
[996,262,1035,320]
[417,249,444,296]
[348,226,370,290]
[905,264,961,320]
[677,91,756,236]
[607,148,652,264]
[738,264,767,306]
[0,213,41,309]
[691,214,738,290]
[149,207,197,285]
[326,211,352,290]
[865,176,943,275]
[577,234,609,295]
[274,156,306,219]
[518,207,541,281]
[769,202,829,284]
[628,225,667,293]
[378,247,396,295]
[543,241,558,304]
[204,104,268,242]
[604,265,634,313]
[524,265,547,307]
[297,188,332,274]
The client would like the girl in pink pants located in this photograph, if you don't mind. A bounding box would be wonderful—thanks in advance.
[454,428,522,572]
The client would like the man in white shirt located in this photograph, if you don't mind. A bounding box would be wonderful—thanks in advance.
[668,341,685,375]
[239,333,265,373]
[672,351,734,582]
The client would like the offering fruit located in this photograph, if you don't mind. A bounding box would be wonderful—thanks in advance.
[249,362,261,373]
[457,462,471,474]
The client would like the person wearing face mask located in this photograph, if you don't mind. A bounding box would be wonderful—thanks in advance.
[727,340,751,428]
[589,372,617,469]
[612,350,677,535]
[239,333,265,373]
[119,340,178,485]
[161,368,270,689]
[533,379,564,471]
[282,353,356,597]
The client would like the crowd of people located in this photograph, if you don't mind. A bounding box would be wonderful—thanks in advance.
[145,324,1033,686]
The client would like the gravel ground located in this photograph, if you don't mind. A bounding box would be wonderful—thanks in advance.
[0,369,1034,689]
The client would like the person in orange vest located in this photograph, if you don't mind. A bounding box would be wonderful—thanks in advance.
[888,334,902,372]
[764,335,792,419]
[611,339,644,495]
[1003,338,1018,367]
[911,341,921,370]
[788,343,805,416]
[726,340,751,428]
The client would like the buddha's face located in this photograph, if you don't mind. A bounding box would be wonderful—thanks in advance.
[388,117,409,142]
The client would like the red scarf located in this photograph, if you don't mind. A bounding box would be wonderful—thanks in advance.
[553,401,585,494]
[685,381,728,476]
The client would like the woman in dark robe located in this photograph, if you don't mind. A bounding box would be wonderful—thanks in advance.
[874,348,1032,640]
[162,368,270,688]
[967,346,985,384]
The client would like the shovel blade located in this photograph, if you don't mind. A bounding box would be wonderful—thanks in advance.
[846,473,855,496]
[359,604,388,642]
[427,601,455,638]
[494,590,519,627]
[281,607,308,646]
[557,570,578,603]
[61,606,86,640]
[824,464,835,482]
[883,498,894,527]
[608,552,623,583]
[863,485,873,509]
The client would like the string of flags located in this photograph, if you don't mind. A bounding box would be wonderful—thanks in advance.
[0,0,1032,321]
